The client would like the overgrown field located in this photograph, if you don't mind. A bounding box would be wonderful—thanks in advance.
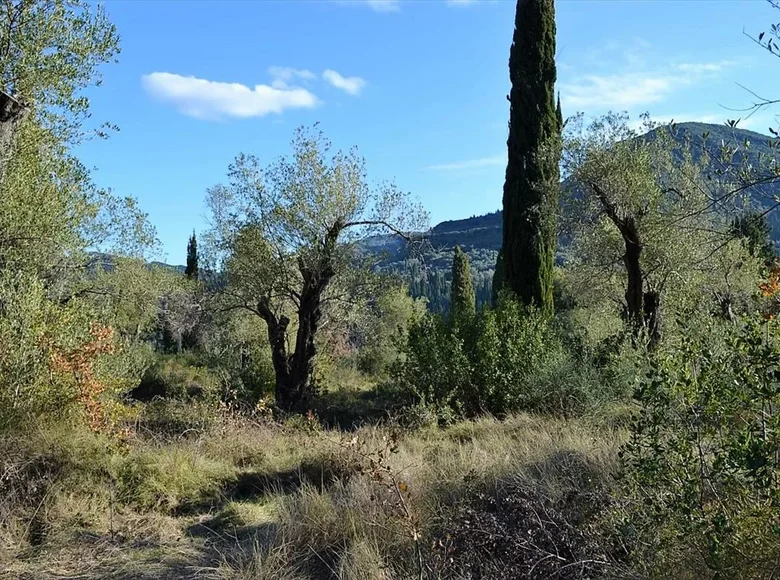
[2,408,638,580]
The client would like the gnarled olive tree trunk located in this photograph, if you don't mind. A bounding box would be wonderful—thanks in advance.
[591,182,661,346]
[256,223,341,413]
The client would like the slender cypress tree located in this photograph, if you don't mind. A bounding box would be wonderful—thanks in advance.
[185,231,199,281]
[450,246,476,326]
[501,0,560,316]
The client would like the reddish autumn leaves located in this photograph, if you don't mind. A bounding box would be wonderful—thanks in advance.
[48,322,117,432]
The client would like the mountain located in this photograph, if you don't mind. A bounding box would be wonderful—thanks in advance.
[364,122,780,311]
[148,122,780,313]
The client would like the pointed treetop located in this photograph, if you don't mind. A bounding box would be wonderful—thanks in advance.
[185,231,199,281]
[450,245,476,327]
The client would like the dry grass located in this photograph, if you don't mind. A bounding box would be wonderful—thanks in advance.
[1,413,627,579]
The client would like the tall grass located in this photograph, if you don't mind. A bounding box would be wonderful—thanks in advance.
[2,412,627,579]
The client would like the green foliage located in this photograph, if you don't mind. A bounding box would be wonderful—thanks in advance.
[449,246,476,328]
[0,270,74,427]
[133,355,222,402]
[355,284,427,377]
[492,248,504,303]
[0,0,120,142]
[731,211,776,265]
[0,0,162,434]
[562,113,764,343]
[395,295,615,417]
[622,316,780,576]
[185,231,199,281]
[394,313,471,415]
[502,0,560,316]
[193,308,276,405]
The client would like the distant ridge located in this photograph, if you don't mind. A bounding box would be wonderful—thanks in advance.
[150,122,780,311]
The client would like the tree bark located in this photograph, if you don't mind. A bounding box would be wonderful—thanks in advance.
[591,182,661,345]
[622,217,644,331]
[0,90,28,179]
[259,222,341,413]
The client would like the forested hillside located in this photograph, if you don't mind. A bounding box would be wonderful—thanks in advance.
[360,122,780,312]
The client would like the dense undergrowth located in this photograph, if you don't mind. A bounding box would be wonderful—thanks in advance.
[1,408,630,580]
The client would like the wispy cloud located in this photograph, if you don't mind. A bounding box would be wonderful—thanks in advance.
[268,66,316,89]
[141,72,318,120]
[427,155,504,171]
[674,60,735,74]
[334,0,401,12]
[323,69,366,96]
[560,73,678,109]
[560,59,734,110]
[366,0,401,10]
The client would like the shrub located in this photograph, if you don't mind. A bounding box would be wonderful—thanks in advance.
[130,355,222,402]
[394,296,613,417]
[393,313,472,415]
[621,315,780,577]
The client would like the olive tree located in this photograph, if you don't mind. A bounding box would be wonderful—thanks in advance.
[0,1,163,429]
[0,0,151,282]
[0,0,119,146]
[206,125,427,412]
[562,113,762,345]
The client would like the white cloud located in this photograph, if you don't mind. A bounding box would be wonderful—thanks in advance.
[142,72,318,120]
[674,60,735,74]
[426,155,504,171]
[333,0,400,12]
[268,66,316,89]
[560,73,678,109]
[323,69,366,96]
[366,0,401,10]
[559,60,734,111]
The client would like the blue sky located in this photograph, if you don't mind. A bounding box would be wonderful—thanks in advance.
[76,0,780,264]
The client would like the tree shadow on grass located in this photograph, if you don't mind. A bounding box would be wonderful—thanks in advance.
[313,383,405,430]
[174,455,354,519]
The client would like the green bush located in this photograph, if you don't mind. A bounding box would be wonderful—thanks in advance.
[393,313,471,415]
[394,296,615,417]
[621,315,780,577]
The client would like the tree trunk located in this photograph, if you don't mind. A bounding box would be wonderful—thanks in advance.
[0,90,28,179]
[643,290,661,347]
[259,224,341,413]
[258,269,333,413]
[622,222,644,330]
[592,183,661,345]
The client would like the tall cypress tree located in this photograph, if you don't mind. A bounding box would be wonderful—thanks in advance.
[450,246,476,325]
[501,0,560,316]
[185,231,199,281]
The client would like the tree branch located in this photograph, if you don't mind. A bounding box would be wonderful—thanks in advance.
[342,219,416,241]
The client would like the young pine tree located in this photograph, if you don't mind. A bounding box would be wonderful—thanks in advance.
[501,0,561,316]
[185,231,199,280]
[450,246,476,327]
